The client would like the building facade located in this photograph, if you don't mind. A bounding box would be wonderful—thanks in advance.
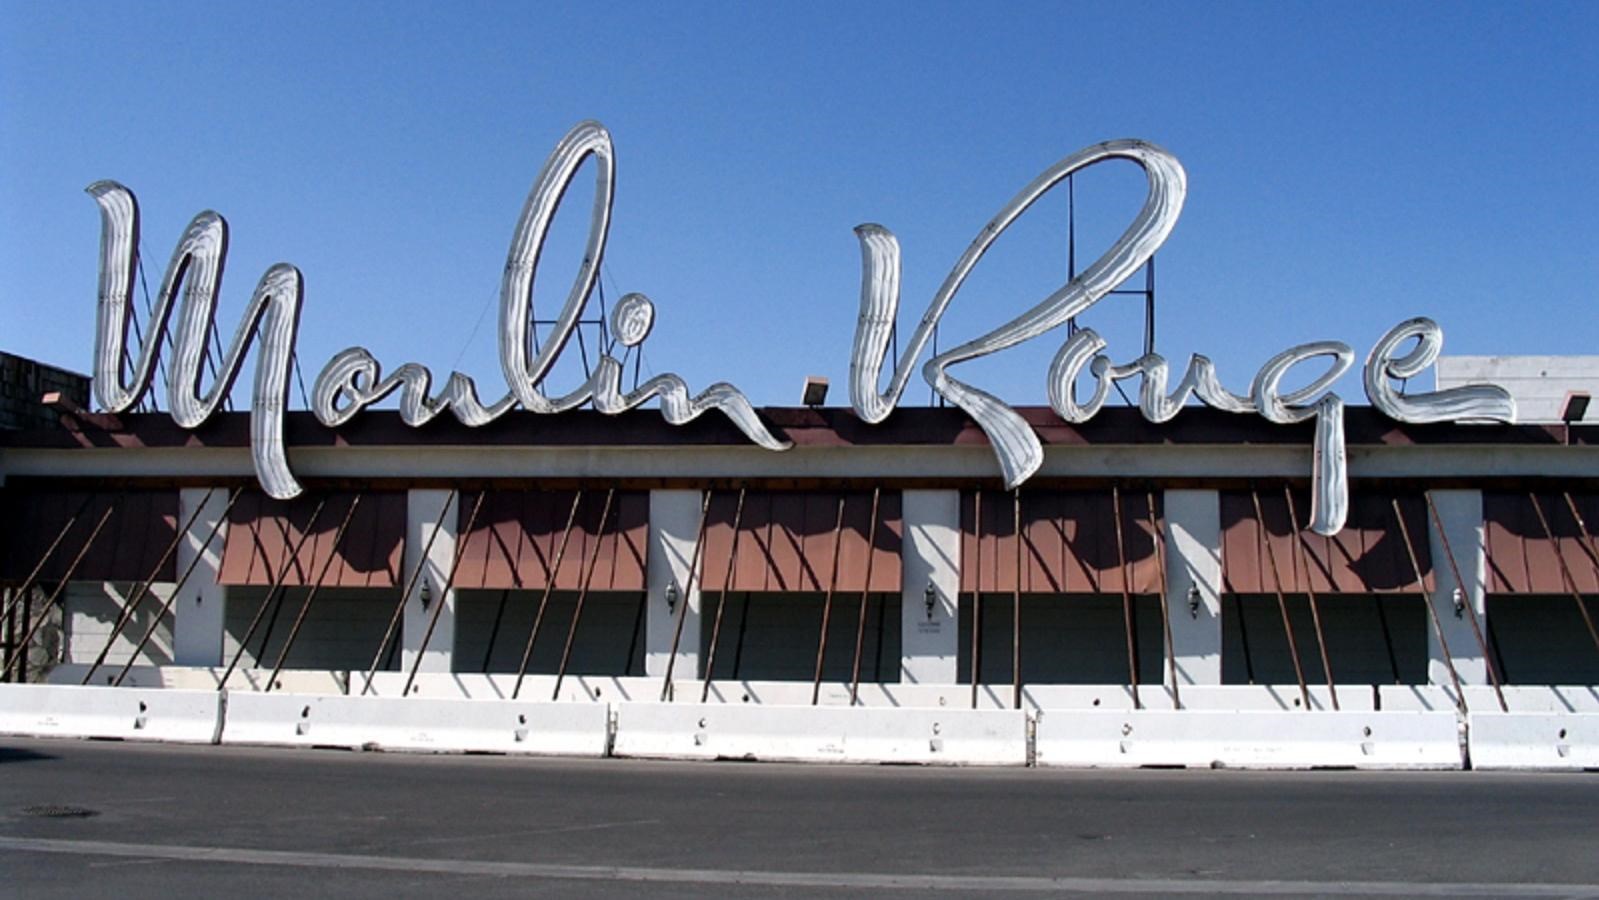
[2,399,1594,768]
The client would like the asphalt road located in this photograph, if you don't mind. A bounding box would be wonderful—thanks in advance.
[2,738,1598,898]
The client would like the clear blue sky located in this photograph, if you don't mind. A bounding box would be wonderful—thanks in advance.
[3,1,1595,410]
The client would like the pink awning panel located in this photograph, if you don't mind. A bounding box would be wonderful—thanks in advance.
[1,488,178,583]
[699,491,902,593]
[1484,492,1599,595]
[453,490,648,591]
[219,491,404,588]
[1221,490,1434,594]
[960,490,1162,594]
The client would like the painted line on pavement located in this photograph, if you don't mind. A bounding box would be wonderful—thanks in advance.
[3,835,1597,897]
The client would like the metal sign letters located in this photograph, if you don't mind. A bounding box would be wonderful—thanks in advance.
[88,121,1515,534]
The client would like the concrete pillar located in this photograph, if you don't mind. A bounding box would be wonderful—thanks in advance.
[173,487,229,666]
[1426,489,1488,685]
[900,490,960,684]
[1163,490,1223,686]
[646,490,703,679]
[401,489,457,676]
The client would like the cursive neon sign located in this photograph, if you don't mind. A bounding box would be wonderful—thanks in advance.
[87,121,1514,534]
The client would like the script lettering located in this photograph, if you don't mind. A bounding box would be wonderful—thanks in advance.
[88,181,303,499]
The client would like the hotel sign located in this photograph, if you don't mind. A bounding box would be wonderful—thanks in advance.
[88,121,1514,535]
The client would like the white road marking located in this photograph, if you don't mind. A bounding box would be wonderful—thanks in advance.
[3,835,1598,897]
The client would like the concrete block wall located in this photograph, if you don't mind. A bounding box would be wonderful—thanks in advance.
[1436,355,1599,424]
[222,587,395,672]
[1485,596,1599,685]
[64,582,174,668]
[956,594,1166,685]
[0,352,90,431]
[453,589,647,677]
[698,592,902,683]
[1220,594,1429,686]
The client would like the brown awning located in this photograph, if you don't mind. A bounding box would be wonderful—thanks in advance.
[960,489,1162,594]
[1221,490,1434,594]
[453,490,648,591]
[699,491,902,593]
[1484,492,1599,594]
[219,491,405,587]
[1,488,178,583]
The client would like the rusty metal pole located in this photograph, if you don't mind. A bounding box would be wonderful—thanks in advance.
[1235,593,1257,684]
[1249,488,1310,711]
[218,498,328,690]
[481,589,512,673]
[400,491,485,698]
[512,490,585,701]
[1283,488,1339,711]
[113,488,245,687]
[731,591,753,680]
[970,490,983,710]
[1562,492,1599,578]
[810,495,849,706]
[1012,489,1022,711]
[262,495,365,693]
[3,499,121,681]
[1527,492,1599,658]
[1146,491,1180,710]
[848,488,882,707]
[361,490,456,696]
[1425,492,1507,713]
[81,488,218,685]
[1112,485,1144,711]
[700,488,747,703]
[1393,497,1467,714]
[2,593,14,683]
[553,489,616,701]
[660,490,713,702]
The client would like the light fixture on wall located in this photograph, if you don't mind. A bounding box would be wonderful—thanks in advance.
[419,578,432,609]
[924,581,938,620]
[665,582,678,615]
[1187,583,1202,618]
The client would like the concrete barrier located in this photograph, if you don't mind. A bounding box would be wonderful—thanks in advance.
[613,702,1027,765]
[221,692,610,756]
[1034,709,1462,769]
[49,664,347,694]
[687,681,1016,710]
[359,671,644,703]
[1025,685,1373,713]
[1380,685,1599,714]
[1467,712,1599,770]
[0,683,221,744]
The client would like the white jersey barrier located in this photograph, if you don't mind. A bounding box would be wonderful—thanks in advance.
[612,702,1028,765]
[221,692,609,757]
[1034,709,1463,769]
[0,683,221,744]
[1378,685,1599,714]
[50,664,348,695]
[1024,685,1375,713]
[1467,712,1599,770]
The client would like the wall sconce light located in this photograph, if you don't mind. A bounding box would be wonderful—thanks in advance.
[419,578,432,609]
[924,581,938,620]
[665,582,678,615]
[1187,583,1202,619]
[1451,586,1465,619]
